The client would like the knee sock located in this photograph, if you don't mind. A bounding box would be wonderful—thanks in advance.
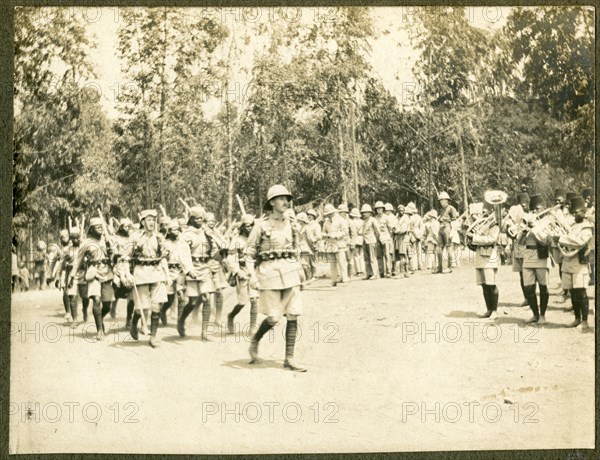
[570,289,581,320]
[525,285,539,317]
[519,271,527,302]
[215,290,223,320]
[92,299,102,332]
[250,299,258,329]
[539,285,549,317]
[69,296,78,320]
[63,292,70,314]
[229,304,244,320]
[285,319,298,360]
[481,285,491,310]
[490,285,499,312]
[150,312,159,337]
[253,318,275,344]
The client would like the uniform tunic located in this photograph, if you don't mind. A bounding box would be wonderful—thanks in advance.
[471,223,500,285]
[70,236,114,301]
[245,216,303,318]
[181,226,216,296]
[129,231,169,309]
[164,238,195,295]
[559,221,594,289]
[227,233,258,304]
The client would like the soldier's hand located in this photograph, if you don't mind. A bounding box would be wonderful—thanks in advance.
[67,277,74,288]
[237,271,248,280]
[249,275,259,290]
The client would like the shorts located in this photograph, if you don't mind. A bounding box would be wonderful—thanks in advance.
[133,283,167,312]
[167,273,185,295]
[438,225,452,247]
[66,280,78,297]
[211,268,228,290]
[236,278,258,305]
[522,268,548,287]
[259,287,302,320]
[77,283,88,299]
[512,257,523,273]
[186,279,215,297]
[476,268,497,285]
[87,279,115,302]
[562,271,590,290]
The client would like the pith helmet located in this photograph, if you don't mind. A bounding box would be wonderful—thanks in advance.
[350,207,361,218]
[296,212,308,223]
[437,192,450,201]
[323,204,336,216]
[264,184,293,210]
[88,217,103,230]
[189,206,205,219]
[307,209,318,219]
[59,229,69,239]
[384,203,394,212]
[405,202,417,215]
[139,209,157,222]
[167,219,181,231]
[338,203,349,213]
[241,214,255,225]
[159,216,171,225]
[374,201,385,209]
[119,218,133,228]
[360,204,373,214]
[205,212,216,223]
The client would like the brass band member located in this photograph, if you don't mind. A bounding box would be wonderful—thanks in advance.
[557,196,593,331]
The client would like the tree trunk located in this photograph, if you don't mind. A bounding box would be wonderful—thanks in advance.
[457,122,469,210]
[158,7,168,208]
[226,101,234,224]
[350,100,359,207]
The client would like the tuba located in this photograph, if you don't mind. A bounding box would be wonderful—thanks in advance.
[466,190,507,249]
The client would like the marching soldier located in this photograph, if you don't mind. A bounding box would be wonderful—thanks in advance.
[111,218,136,327]
[204,212,229,326]
[359,204,380,280]
[506,192,531,307]
[349,208,365,277]
[581,188,595,286]
[470,201,501,319]
[55,228,81,326]
[296,212,313,282]
[246,184,307,372]
[226,214,259,334]
[435,192,459,274]
[322,204,349,286]
[557,196,594,331]
[406,202,423,273]
[306,209,321,281]
[33,241,47,290]
[178,206,217,341]
[69,217,115,341]
[384,203,398,274]
[374,201,393,278]
[53,229,72,320]
[128,209,170,348]
[160,219,198,326]
[523,195,552,324]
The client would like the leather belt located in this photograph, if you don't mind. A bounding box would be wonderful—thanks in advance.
[258,251,296,261]
[168,263,181,269]
[89,259,110,266]
[525,245,539,250]
[192,256,210,263]
[133,258,161,266]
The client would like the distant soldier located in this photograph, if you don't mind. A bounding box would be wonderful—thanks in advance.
[435,192,459,273]
[384,203,397,274]
[160,219,198,326]
[53,229,72,319]
[557,196,594,331]
[322,204,349,286]
[338,204,354,280]
[374,201,393,278]
[128,209,170,348]
[405,203,423,272]
[158,215,170,238]
[111,218,136,327]
[11,245,19,293]
[359,204,380,280]
[394,205,411,277]
[226,214,259,334]
[423,210,440,271]
[306,209,322,281]
[205,211,229,326]
[246,185,306,372]
[178,206,217,341]
[69,217,115,341]
[523,195,552,324]
[33,241,47,290]
[296,212,313,282]
[55,228,81,326]
[349,207,365,276]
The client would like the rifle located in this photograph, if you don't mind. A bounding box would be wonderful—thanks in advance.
[236,194,247,216]
[178,197,192,214]
[97,208,114,236]
[159,204,168,218]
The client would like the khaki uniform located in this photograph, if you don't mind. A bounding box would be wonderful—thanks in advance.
[471,223,500,285]
[129,231,169,312]
[375,214,393,276]
[409,213,424,270]
[559,221,594,289]
[227,233,258,305]
[523,225,552,286]
[322,214,349,283]
[181,226,216,297]
[246,216,304,320]
[359,216,380,278]
[350,218,365,275]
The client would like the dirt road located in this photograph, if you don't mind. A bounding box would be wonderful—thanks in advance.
[9,259,595,453]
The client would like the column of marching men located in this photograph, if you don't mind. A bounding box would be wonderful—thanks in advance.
[28,184,596,370]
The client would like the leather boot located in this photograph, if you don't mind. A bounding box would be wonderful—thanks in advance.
[284,320,306,372]
[149,312,160,348]
[130,311,141,341]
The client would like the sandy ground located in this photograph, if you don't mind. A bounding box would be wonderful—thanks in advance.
[9,256,595,454]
